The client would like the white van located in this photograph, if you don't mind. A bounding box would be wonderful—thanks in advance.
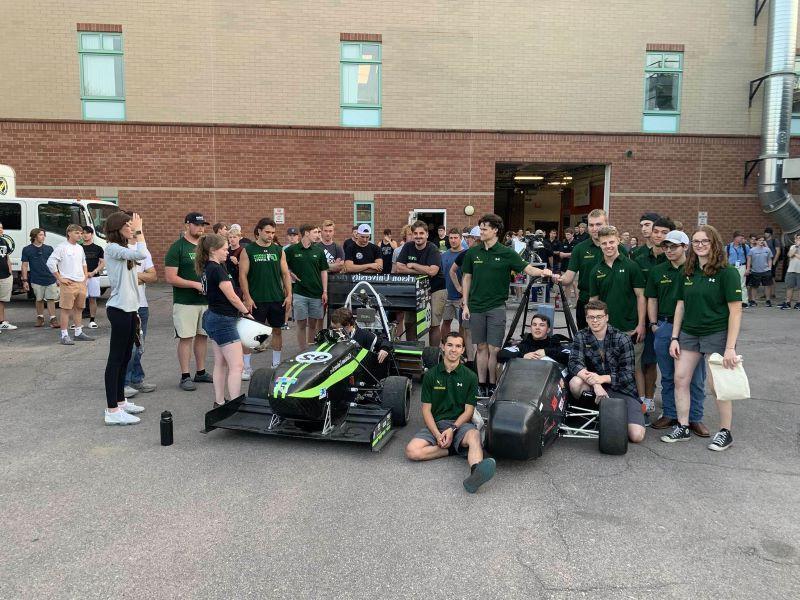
[0,197,119,293]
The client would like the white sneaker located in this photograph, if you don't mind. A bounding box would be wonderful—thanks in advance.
[88,321,99,329]
[123,385,140,398]
[119,400,145,414]
[0,321,18,330]
[241,367,253,381]
[104,409,140,425]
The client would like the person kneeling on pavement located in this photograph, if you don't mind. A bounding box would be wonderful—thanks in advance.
[405,332,496,493]
[497,312,570,368]
[329,307,392,364]
[567,299,646,443]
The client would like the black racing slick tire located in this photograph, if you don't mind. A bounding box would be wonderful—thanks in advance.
[422,346,441,369]
[381,376,411,427]
[248,367,275,400]
[598,396,629,455]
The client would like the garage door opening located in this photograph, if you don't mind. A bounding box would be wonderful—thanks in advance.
[494,162,609,235]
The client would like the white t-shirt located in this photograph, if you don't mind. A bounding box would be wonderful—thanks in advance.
[46,242,86,282]
[787,244,800,274]
[129,243,155,307]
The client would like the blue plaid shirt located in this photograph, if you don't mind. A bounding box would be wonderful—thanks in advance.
[568,325,638,399]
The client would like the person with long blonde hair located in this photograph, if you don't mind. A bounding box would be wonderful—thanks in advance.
[662,225,743,451]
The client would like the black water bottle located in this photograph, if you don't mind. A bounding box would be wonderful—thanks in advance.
[160,411,173,446]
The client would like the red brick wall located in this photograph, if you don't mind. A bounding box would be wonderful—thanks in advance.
[0,119,794,269]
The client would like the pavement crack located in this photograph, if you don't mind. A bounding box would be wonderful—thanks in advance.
[640,444,800,477]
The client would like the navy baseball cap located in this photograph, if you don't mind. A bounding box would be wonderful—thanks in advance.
[185,212,209,225]
[287,227,299,235]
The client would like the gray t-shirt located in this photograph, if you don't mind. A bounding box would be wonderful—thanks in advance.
[749,246,773,273]
[317,241,345,265]
[105,242,149,312]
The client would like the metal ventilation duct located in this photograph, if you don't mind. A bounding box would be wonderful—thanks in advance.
[758,0,800,239]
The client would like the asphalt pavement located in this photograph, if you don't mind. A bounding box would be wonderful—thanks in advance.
[1,284,798,599]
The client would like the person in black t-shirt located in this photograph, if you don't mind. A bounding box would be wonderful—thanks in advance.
[195,233,252,408]
[342,225,359,256]
[344,224,383,273]
[380,228,397,274]
[81,227,105,328]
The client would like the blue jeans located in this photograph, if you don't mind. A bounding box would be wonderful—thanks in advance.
[654,320,706,421]
[124,306,149,385]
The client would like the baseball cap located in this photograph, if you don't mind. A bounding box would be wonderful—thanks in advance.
[185,212,209,225]
[662,230,690,246]
[469,226,481,237]
[357,224,372,235]
[287,227,298,235]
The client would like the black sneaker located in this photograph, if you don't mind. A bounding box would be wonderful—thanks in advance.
[486,383,496,397]
[478,384,488,398]
[748,300,757,307]
[741,302,749,309]
[765,300,772,308]
[794,303,800,310]
[660,424,691,443]
[708,428,733,451]
[779,302,791,310]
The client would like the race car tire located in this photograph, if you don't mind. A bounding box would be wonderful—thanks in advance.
[598,396,628,455]
[248,367,275,400]
[422,346,441,369]
[381,376,411,427]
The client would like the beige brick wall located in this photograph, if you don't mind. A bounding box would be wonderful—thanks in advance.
[0,1,793,134]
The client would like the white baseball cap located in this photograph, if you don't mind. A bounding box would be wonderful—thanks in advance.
[469,226,481,237]
[662,230,690,246]
[357,224,372,235]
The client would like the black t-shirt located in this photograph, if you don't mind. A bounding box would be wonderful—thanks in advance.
[226,246,244,291]
[0,238,10,278]
[454,249,466,268]
[343,238,356,255]
[380,241,395,274]
[82,243,104,274]
[345,241,382,265]
[559,239,576,269]
[397,241,445,292]
[202,261,239,317]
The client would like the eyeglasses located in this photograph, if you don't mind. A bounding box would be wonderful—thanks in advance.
[586,315,607,321]
[691,239,711,246]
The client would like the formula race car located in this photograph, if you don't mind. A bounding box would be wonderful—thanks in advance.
[481,280,630,459]
[203,282,413,451]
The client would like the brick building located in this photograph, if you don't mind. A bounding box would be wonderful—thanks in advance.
[1,1,799,265]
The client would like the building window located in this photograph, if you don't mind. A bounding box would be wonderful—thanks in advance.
[792,56,800,135]
[79,32,125,120]
[642,52,682,133]
[341,43,381,127]
[354,201,374,233]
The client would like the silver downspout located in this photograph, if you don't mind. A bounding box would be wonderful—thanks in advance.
[758,0,800,239]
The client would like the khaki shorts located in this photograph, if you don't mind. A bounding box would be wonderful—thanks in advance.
[32,282,60,302]
[0,276,12,302]
[430,289,447,327]
[627,330,645,371]
[442,298,461,322]
[59,280,87,310]
[173,303,208,338]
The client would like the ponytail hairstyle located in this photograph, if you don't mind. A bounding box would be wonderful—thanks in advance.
[685,224,727,277]
[104,211,138,270]
[194,233,227,276]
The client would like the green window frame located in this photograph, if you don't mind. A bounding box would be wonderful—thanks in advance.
[78,32,125,121]
[642,52,682,133]
[792,56,800,135]
[354,201,374,233]
[340,42,381,127]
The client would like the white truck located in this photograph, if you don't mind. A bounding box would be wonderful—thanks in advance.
[0,196,120,293]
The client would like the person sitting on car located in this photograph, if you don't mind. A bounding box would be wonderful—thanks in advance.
[497,312,570,367]
[329,307,391,364]
[567,299,646,443]
[405,331,496,494]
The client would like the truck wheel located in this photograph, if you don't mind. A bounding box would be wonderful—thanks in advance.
[248,367,275,400]
[422,346,441,369]
[381,376,411,426]
[598,396,628,455]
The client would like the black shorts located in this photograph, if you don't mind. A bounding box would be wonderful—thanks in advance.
[748,271,773,288]
[252,301,286,328]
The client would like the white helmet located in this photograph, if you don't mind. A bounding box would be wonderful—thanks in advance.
[237,318,272,349]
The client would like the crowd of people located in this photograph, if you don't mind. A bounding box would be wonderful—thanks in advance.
[1,204,794,486]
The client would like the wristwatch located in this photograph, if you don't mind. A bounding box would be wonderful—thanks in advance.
[450,425,458,433]
[671,337,680,342]
[134,230,143,235]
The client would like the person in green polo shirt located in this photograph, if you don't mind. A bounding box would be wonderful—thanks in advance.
[588,225,647,418]
[164,212,212,391]
[662,225,743,451]
[461,213,552,397]
[645,229,708,435]
[285,224,329,352]
[239,217,293,368]
[555,208,627,330]
[405,331,496,493]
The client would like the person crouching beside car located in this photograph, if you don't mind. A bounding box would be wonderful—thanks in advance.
[329,307,391,365]
[195,233,253,409]
[405,332,496,494]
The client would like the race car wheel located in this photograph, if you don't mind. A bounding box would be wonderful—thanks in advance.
[598,396,628,455]
[422,346,441,369]
[248,367,275,400]
[381,376,411,427]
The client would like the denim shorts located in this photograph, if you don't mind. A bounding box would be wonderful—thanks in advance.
[202,310,240,347]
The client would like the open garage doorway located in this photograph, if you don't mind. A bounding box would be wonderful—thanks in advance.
[494,162,609,235]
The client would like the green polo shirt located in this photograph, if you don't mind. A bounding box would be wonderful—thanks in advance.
[632,244,666,280]
[678,265,741,337]
[245,242,285,303]
[589,255,645,331]
[567,238,628,302]
[645,261,684,318]
[164,237,207,305]
[285,242,328,299]
[461,241,529,312]
[421,361,479,421]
